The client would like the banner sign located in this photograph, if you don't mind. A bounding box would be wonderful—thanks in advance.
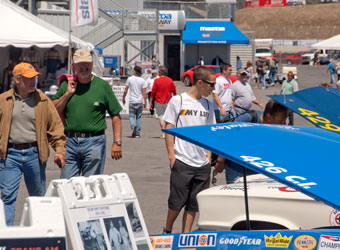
[245,0,287,7]
[0,237,66,249]
[151,230,340,250]
[71,0,98,27]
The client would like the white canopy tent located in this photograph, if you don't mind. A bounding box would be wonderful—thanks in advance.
[311,34,340,50]
[0,0,104,89]
[0,0,92,49]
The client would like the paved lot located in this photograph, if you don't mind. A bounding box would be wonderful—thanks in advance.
[13,64,332,236]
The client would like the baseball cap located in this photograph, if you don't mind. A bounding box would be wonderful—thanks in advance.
[73,49,93,64]
[239,69,248,75]
[13,62,41,78]
[151,69,158,74]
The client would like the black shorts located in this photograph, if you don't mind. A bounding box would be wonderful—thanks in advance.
[168,159,211,212]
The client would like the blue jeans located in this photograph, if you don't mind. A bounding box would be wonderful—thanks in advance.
[129,103,143,135]
[61,134,106,179]
[331,73,336,84]
[269,68,276,83]
[214,109,236,123]
[0,146,46,225]
[225,159,257,184]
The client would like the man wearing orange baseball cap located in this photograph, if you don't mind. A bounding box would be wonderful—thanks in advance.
[0,62,66,225]
[52,49,122,179]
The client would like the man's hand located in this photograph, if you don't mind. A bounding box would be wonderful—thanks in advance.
[220,107,227,116]
[259,103,264,109]
[111,143,122,160]
[122,97,126,105]
[169,156,176,169]
[54,153,65,168]
[214,156,225,173]
[67,80,77,95]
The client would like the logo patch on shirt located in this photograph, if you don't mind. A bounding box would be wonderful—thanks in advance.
[180,109,209,117]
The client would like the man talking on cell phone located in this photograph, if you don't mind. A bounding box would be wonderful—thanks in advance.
[52,49,123,179]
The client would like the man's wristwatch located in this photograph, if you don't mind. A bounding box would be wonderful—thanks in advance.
[114,140,122,146]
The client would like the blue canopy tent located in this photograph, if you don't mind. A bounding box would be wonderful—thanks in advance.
[269,86,340,134]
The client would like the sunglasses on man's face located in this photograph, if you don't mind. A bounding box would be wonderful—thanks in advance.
[201,79,216,88]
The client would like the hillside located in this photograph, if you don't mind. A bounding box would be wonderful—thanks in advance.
[235,3,340,40]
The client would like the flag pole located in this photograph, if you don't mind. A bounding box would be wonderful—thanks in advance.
[68,0,73,74]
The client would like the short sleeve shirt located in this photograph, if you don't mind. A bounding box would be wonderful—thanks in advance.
[232,80,256,112]
[163,93,215,167]
[212,75,233,111]
[126,75,147,103]
[52,76,122,132]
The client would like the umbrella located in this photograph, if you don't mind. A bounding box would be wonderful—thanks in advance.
[269,86,340,134]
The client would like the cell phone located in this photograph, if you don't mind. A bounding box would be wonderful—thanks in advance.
[56,158,62,168]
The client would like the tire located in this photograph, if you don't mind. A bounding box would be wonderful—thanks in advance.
[184,76,191,86]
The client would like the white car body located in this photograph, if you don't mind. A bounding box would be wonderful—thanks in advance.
[255,39,273,59]
[302,49,328,65]
[197,174,339,231]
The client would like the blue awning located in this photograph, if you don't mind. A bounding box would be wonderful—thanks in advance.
[182,21,249,45]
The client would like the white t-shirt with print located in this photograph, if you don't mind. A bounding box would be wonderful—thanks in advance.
[212,75,232,111]
[126,75,147,103]
[163,92,216,167]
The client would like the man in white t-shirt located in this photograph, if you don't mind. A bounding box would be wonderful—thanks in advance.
[123,66,147,138]
[146,69,158,116]
[212,62,235,123]
[162,66,216,233]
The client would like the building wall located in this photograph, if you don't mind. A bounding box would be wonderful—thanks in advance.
[230,44,254,73]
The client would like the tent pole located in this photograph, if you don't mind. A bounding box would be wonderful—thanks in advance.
[68,1,72,74]
[243,167,251,230]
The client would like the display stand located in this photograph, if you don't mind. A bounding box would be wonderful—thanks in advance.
[46,173,152,250]
[0,197,66,249]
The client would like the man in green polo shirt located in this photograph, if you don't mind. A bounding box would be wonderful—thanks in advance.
[52,49,122,178]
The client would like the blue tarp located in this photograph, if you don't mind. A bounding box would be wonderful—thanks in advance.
[182,21,250,45]
[269,86,340,134]
[164,123,340,211]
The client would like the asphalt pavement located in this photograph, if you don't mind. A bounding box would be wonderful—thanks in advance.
[13,64,332,236]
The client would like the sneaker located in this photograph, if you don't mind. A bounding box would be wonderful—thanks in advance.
[261,87,267,90]
[132,126,137,137]
[135,134,141,138]
[161,133,165,139]
[270,83,275,87]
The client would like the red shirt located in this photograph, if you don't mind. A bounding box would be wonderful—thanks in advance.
[150,76,177,104]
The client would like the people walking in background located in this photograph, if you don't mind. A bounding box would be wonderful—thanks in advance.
[150,66,176,138]
[245,61,254,85]
[236,56,242,74]
[280,71,299,125]
[53,49,123,179]
[211,55,224,66]
[212,63,235,123]
[255,60,264,89]
[162,66,216,233]
[263,61,270,89]
[268,57,276,86]
[123,65,147,138]
[327,59,336,84]
[146,69,158,116]
[198,56,205,66]
[0,62,66,225]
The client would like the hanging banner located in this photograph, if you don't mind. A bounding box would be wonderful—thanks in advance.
[71,0,98,27]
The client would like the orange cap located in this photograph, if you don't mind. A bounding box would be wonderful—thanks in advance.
[13,62,41,78]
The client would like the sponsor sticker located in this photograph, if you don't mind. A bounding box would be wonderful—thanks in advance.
[318,235,340,250]
[294,235,317,250]
[178,233,217,248]
[279,186,298,192]
[219,236,261,246]
[329,209,340,226]
[264,233,293,248]
[151,235,174,250]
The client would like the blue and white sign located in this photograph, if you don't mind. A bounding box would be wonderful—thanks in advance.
[182,21,249,44]
[71,0,98,27]
[103,56,119,67]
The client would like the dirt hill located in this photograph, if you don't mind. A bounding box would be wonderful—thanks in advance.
[235,3,340,40]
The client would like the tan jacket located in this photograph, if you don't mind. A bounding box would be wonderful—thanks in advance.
[0,89,66,164]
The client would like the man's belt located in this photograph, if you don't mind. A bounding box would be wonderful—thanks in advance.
[65,130,105,138]
[8,142,38,149]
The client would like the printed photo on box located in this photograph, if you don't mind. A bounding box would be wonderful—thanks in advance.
[125,201,144,238]
[104,216,132,250]
[77,219,107,250]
